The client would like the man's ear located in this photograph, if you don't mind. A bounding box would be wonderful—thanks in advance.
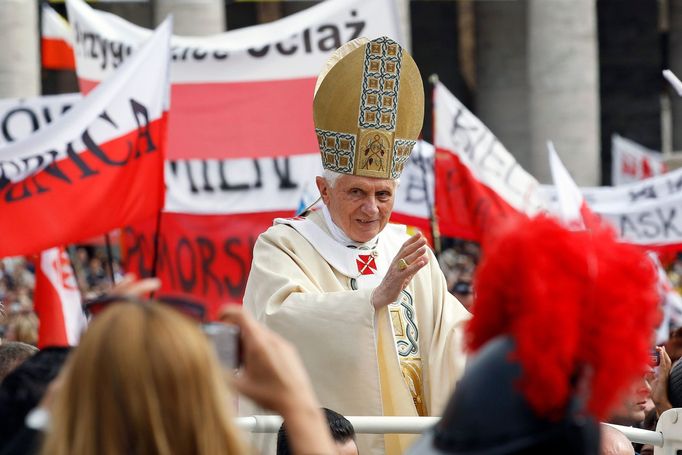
[316,176,331,206]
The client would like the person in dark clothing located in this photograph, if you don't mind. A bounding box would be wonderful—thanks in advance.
[0,347,70,455]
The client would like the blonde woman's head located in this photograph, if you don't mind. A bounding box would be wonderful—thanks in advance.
[43,301,247,455]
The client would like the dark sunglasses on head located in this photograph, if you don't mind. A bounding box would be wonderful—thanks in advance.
[84,294,206,323]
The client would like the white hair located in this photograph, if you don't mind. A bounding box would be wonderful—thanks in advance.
[321,169,400,189]
[322,169,343,189]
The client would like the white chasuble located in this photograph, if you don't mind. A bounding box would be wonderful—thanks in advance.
[242,210,470,455]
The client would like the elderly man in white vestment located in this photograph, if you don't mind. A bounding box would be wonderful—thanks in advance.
[243,36,470,455]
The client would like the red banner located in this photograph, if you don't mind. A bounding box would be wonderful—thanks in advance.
[122,211,290,320]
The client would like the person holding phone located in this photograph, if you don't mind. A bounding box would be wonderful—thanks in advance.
[39,301,335,455]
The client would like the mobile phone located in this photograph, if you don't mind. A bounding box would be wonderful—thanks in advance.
[203,322,241,371]
[651,348,660,367]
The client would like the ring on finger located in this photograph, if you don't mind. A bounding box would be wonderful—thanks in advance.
[398,258,409,271]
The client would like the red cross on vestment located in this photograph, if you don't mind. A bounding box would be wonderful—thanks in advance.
[356,254,377,275]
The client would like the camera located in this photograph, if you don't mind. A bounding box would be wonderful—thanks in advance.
[651,348,660,367]
[203,322,241,371]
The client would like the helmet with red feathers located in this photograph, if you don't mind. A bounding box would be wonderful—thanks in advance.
[409,215,659,455]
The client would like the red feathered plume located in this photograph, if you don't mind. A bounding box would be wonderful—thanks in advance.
[467,215,659,421]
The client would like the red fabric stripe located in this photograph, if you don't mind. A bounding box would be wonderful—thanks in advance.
[0,115,167,258]
[33,254,69,348]
[80,78,318,160]
[41,38,76,71]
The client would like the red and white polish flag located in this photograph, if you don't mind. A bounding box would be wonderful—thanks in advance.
[0,19,172,258]
[611,134,666,186]
[41,4,76,71]
[33,247,86,347]
[433,81,545,242]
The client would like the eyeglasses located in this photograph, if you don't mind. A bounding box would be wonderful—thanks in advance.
[84,294,206,323]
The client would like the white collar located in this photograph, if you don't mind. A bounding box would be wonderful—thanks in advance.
[274,211,407,285]
[321,204,379,249]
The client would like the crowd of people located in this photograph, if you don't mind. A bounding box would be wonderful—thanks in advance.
[0,295,338,455]
[0,246,120,346]
[0,216,676,455]
[0,240,480,348]
[2,211,682,454]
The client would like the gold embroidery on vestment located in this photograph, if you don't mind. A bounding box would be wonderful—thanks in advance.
[388,291,426,416]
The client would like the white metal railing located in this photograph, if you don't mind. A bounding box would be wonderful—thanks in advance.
[236,415,439,434]
[237,409,682,454]
[605,423,663,447]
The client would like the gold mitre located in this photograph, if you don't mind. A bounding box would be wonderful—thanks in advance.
[313,36,424,180]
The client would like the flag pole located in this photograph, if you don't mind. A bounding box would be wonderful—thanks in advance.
[104,233,116,284]
[427,73,442,257]
[149,209,163,299]
[65,245,86,299]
